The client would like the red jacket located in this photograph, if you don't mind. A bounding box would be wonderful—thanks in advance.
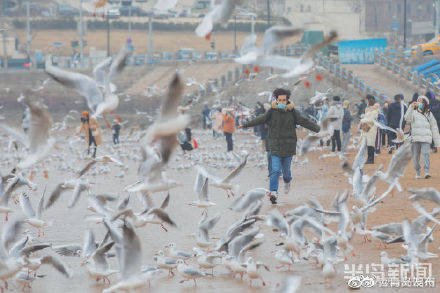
[222,113,235,134]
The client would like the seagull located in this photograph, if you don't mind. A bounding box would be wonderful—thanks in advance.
[0,97,55,169]
[20,190,50,237]
[196,213,221,247]
[153,250,178,276]
[45,177,90,210]
[380,251,404,267]
[0,219,25,291]
[408,187,440,206]
[378,141,412,190]
[192,247,221,275]
[229,188,268,211]
[195,0,243,38]
[198,154,248,197]
[176,259,212,287]
[83,240,118,284]
[245,256,269,287]
[164,243,195,261]
[235,26,304,64]
[102,221,150,293]
[238,31,338,78]
[189,173,216,215]
[93,48,131,119]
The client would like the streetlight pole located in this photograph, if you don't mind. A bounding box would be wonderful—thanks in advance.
[25,0,30,56]
[79,0,84,64]
[1,25,8,72]
[148,14,153,59]
[403,0,407,48]
[128,2,132,38]
[266,0,270,27]
[234,15,237,53]
[435,0,440,37]
[107,12,110,57]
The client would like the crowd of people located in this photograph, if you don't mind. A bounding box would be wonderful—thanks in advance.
[197,88,440,204]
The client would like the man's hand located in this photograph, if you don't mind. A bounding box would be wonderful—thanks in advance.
[237,125,243,129]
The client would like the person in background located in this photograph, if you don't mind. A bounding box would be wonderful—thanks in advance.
[179,127,194,153]
[356,99,367,118]
[239,88,320,204]
[305,102,318,121]
[222,109,235,152]
[201,104,211,129]
[360,94,379,164]
[386,94,407,154]
[327,96,344,153]
[376,104,388,154]
[341,100,354,155]
[76,110,102,158]
[112,119,121,145]
[405,95,440,179]
[212,108,223,138]
[22,107,30,133]
[426,90,440,153]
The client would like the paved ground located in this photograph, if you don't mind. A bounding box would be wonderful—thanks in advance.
[1,125,439,292]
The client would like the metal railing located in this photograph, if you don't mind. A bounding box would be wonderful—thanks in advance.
[374,49,440,97]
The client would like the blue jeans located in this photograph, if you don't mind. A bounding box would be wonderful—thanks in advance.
[269,155,292,191]
[267,151,272,177]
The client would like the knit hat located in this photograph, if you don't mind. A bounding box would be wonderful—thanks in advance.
[418,95,430,105]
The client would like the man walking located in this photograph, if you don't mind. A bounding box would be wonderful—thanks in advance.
[222,109,235,152]
[239,88,320,204]
[386,94,407,153]
[327,96,343,152]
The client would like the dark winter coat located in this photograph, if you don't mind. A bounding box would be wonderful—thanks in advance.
[242,101,320,156]
[342,108,353,133]
[386,101,407,129]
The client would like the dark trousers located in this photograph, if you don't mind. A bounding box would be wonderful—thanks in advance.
[224,132,233,152]
[88,135,97,158]
[366,146,375,164]
[113,134,119,145]
[331,130,341,152]
[388,131,397,148]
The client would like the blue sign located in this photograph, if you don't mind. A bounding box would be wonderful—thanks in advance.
[338,38,387,64]
[53,42,63,47]
[392,20,399,31]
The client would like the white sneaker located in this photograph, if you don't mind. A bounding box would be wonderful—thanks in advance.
[425,173,431,179]
[269,191,278,204]
[284,182,291,194]
[415,172,421,179]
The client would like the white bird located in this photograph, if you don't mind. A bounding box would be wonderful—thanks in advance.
[189,173,216,215]
[198,154,248,197]
[176,259,212,287]
[20,191,50,236]
[0,97,55,169]
[195,0,243,38]
[196,213,221,247]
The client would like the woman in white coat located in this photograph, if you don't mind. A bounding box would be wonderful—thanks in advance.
[405,95,440,179]
[360,94,380,164]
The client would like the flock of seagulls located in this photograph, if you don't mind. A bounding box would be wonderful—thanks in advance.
[0,0,439,292]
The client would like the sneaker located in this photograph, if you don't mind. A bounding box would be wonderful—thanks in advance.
[269,191,278,205]
[425,173,431,179]
[415,172,421,179]
[284,182,291,195]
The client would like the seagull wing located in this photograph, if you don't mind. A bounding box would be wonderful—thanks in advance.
[20,193,36,218]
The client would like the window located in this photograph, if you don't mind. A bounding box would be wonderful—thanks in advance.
[397,3,401,14]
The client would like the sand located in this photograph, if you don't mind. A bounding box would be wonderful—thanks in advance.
[1,125,439,292]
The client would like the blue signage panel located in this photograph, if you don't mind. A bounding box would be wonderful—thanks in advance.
[338,38,387,64]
